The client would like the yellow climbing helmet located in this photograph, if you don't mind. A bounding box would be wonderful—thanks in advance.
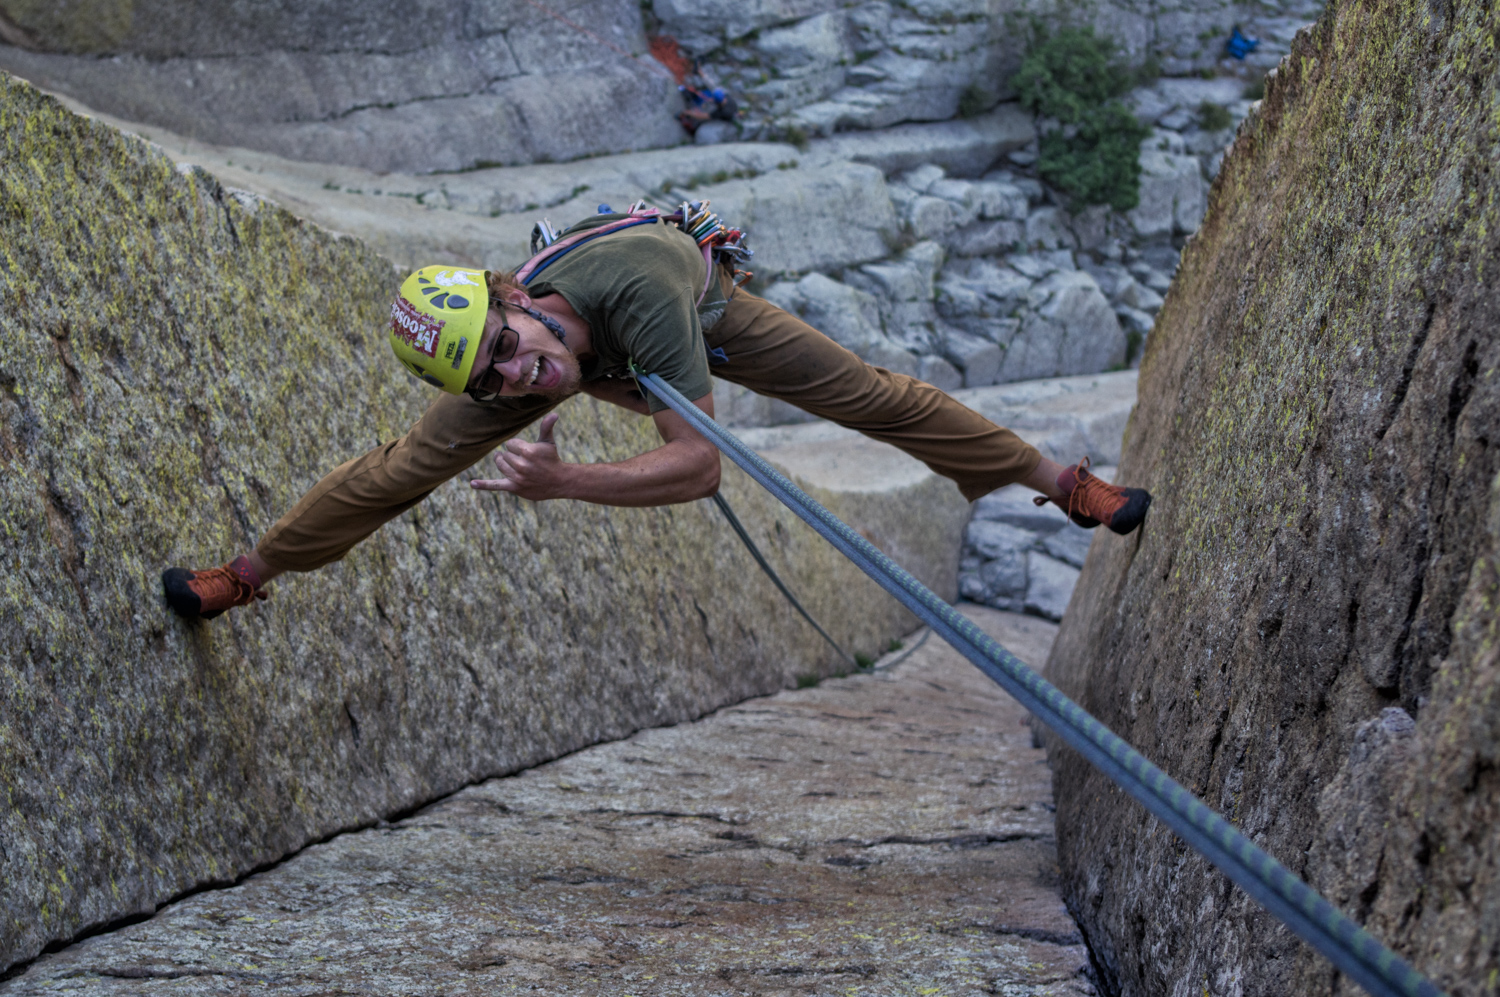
[389,265,491,394]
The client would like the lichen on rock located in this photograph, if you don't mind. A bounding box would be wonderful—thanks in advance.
[1044,3,1500,994]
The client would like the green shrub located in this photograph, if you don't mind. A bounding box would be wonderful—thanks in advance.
[1012,25,1133,121]
[1243,75,1266,100]
[1036,103,1150,211]
[1012,24,1150,211]
[1198,100,1233,132]
[958,83,995,119]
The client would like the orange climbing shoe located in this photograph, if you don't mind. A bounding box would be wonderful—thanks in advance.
[1033,457,1152,535]
[162,555,268,619]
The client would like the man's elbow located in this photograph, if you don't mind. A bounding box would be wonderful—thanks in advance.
[690,451,721,500]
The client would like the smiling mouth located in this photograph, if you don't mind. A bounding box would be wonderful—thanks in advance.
[524,358,542,387]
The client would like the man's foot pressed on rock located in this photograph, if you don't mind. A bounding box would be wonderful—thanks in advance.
[1034,457,1152,535]
[162,555,268,619]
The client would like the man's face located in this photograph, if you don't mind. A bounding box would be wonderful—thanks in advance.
[467,305,581,400]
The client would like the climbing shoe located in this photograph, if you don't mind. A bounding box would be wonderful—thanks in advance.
[1033,457,1152,535]
[162,555,268,619]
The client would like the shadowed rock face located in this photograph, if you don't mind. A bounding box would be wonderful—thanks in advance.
[0,0,684,172]
[0,75,967,974]
[1044,4,1500,995]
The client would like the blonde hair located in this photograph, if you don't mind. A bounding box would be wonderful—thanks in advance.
[486,269,525,306]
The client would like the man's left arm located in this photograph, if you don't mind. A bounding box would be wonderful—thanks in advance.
[470,393,720,506]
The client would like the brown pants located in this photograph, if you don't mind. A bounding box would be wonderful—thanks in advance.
[257,286,1042,572]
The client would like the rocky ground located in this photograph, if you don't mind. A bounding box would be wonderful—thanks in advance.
[1,607,1092,996]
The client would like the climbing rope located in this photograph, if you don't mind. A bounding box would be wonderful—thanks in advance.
[710,492,858,670]
[633,367,1445,997]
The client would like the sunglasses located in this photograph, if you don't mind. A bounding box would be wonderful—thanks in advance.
[466,305,521,401]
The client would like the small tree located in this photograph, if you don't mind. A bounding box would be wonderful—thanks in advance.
[1012,26,1150,212]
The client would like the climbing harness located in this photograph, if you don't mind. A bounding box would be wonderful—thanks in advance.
[519,201,753,302]
[632,366,1446,997]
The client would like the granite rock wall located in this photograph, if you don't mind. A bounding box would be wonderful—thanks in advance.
[1044,3,1499,995]
[0,0,684,172]
[0,75,964,974]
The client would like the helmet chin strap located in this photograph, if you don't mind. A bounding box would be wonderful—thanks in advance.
[523,305,567,344]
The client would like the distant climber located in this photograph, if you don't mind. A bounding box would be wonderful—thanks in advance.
[648,33,739,136]
[162,206,1151,619]
[1225,26,1260,60]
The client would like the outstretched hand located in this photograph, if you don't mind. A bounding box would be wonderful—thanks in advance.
[471,413,572,501]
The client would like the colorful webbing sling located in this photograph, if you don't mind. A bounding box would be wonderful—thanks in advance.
[516,200,754,302]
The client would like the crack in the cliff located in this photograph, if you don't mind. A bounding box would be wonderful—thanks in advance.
[717,963,877,978]
[691,596,719,664]
[64,966,271,982]
[42,480,91,615]
[1376,299,1437,443]
[0,811,392,984]
[585,808,744,825]
[944,921,1084,946]
[836,831,1049,849]
[1445,337,1480,443]
[48,322,85,411]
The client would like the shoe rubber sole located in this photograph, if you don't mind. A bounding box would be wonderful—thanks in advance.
[1107,488,1152,536]
[161,567,220,619]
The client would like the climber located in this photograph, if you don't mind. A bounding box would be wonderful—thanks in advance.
[162,208,1151,619]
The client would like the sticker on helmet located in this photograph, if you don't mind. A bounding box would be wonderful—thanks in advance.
[431,270,482,288]
[391,297,445,357]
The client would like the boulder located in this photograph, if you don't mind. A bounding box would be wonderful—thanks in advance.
[970,179,1031,221]
[927,178,981,225]
[689,161,899,276]
[907,194,958,239]
[1023,551,1079,620]
[1024,206,1080,251]
[971,485,1070,534]
[752,11,853,74]
[937,325,1002,387]
[805,104,1035,175]
[1128,149,1208,237]
[847,240,946,348]
[1046,7,1500,994]
[651,0,839,49]
[953,372,1138,466]
[0,75,958,974]
[965,520,1038,561]
[761,272,920,379]
[999,271,1125,382]
[1041,522,1095,568]
[980,549,1030,604]
[943,218,1024,257]
[917,354,962,391]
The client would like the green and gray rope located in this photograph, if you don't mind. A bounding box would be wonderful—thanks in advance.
[710,492,859,671]
[635,368,1443,997]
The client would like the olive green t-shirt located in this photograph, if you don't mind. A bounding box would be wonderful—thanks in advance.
[525,214,727,413]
